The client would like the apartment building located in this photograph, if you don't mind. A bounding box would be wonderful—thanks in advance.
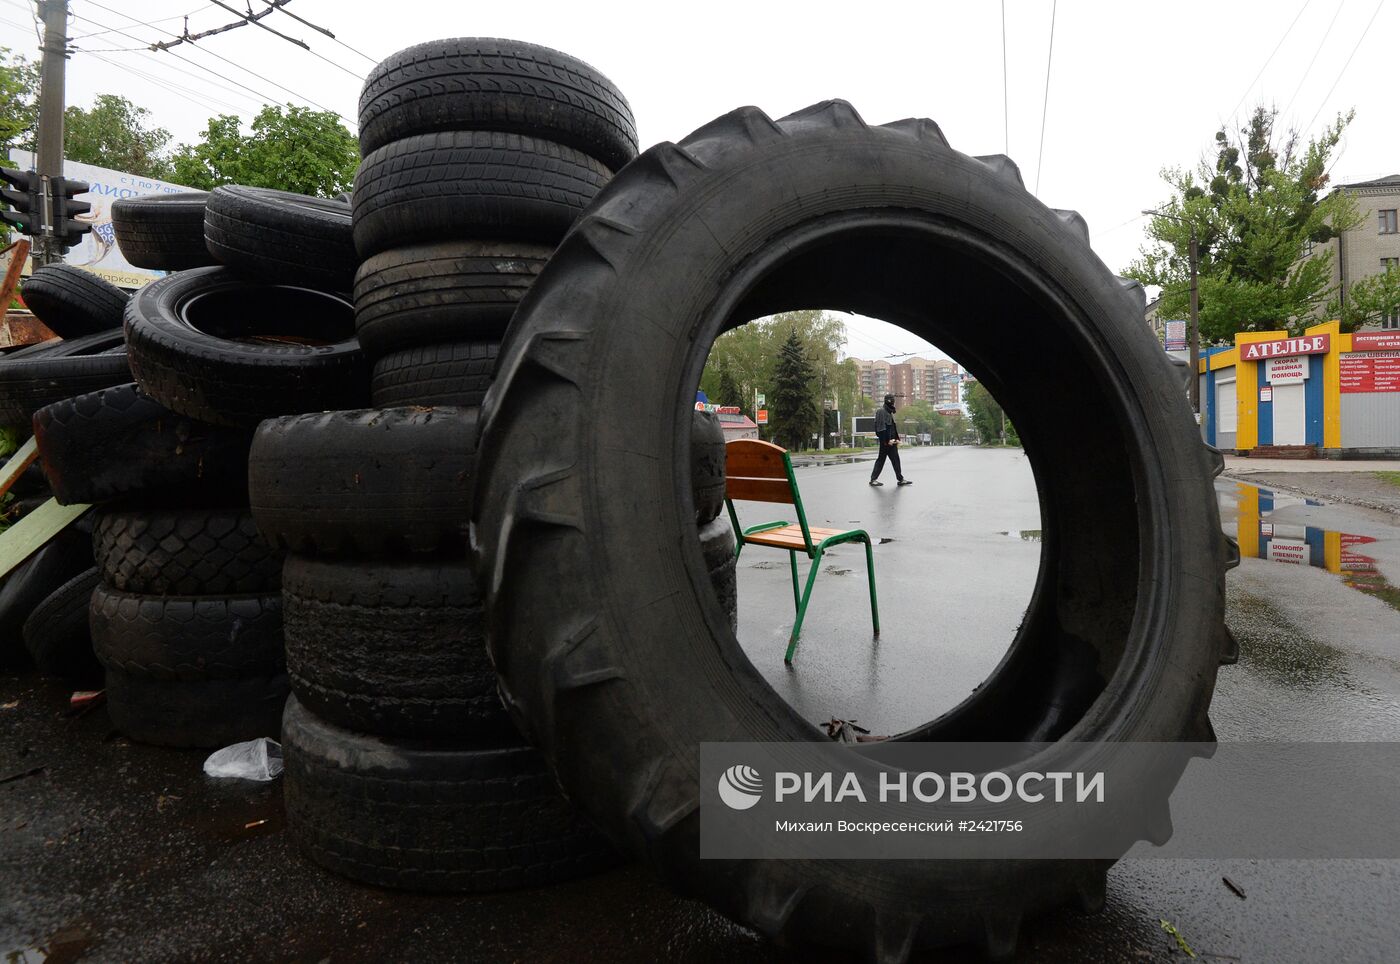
[1307,173,1400,329]
[852,356,961,405]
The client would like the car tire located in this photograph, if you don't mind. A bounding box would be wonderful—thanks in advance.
[249,406,474,555]
[282,695,617,893]
[0,330,129,427]
[123,266,365,427]
[19,264,128,338]
[353,241,550,358]
[282,554,506,739]
[111,192,216,270]
[352,131,610,258]
[33,383,252,505]
[204,185,356,293]
[357,37,638,171]
[691,410,726,524]
[470,102,1230,959]
[0,523,92,667]
[93,506,283,596]
[368,340,496,408]
[102,668,288,748]
[22,567,100,680]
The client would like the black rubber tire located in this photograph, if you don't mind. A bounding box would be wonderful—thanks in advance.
[369,340,496,408]
[21,566,100,679]
[691,410,726,524]
[103,667,288,748]
[0,330,130,427]
[111,192,216,270]
[33,383,253,505]
[282,555,506,739]
[90,585,284,680]
[351,131,611,259]
[281,695,617,893]
[698,517,737,634]
[353,241,550,358]
[19,264,128,338]
[470,102,1229,959]
[123,266,365,427]
[93,507,283,596]
[0,523,92,667]
[357,38,638,170]
[204,185,356,292]
[249,406,474,555]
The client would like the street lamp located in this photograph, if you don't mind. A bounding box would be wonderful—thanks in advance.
[1142,209,1200,414]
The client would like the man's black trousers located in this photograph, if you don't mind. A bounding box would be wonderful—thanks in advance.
[871,443,903,482]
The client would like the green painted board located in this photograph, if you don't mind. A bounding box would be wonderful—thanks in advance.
[0,497,91,580]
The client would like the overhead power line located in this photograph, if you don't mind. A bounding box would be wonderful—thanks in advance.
[1282,0,1346,117]
[1034,0,1056,196]
[1225,0,1311,124]
[1304,0,1387,136]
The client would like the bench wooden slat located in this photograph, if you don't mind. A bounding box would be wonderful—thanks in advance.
[727,476,794,504]
[744,524,858,549]
[725,440,788,480]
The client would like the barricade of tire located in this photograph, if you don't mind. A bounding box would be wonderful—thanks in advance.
[470,101,1234,960]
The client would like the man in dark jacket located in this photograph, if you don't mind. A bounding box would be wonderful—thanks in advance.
[869,394,912,486]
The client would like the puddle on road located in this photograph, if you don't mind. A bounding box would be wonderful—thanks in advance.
[1224,482,1400,613]
[994,530,1043,541]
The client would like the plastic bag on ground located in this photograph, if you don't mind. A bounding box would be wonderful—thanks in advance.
[203,737,283,781]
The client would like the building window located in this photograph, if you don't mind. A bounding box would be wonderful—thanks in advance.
[1383,257,1399,272]
[1381,209,1399,235]
[1303,239,1314,256]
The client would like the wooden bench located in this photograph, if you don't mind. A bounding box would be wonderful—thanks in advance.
[724,439,878,662]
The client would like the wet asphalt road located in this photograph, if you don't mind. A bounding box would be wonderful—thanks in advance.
[4,445,1400,962]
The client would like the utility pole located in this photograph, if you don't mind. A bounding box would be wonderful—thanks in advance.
[34,0,69,268]
[1187,229,1201,414]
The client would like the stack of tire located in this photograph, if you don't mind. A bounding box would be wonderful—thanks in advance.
[0,264,133,682]
[26,185,364,746]
[256,38,643,894]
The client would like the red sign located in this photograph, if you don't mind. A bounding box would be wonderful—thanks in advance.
[1239,334,1331,362]
[756,409,769,425]
[1340,351,1400,393]
[1351,332,1400,352]
[716,406,741,414]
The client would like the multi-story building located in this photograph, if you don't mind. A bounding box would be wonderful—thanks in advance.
[851,356,961,405]
[1307,173,1400,330]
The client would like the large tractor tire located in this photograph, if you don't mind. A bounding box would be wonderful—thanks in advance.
[470,101,1232,960]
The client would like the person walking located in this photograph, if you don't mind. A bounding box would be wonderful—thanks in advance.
[869,394,912,486]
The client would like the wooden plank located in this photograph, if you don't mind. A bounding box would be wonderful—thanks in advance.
[0,497,92,580]
[725,440,788,479]
[0,238,31,314]
[0,436,39,497]
[727,477,794,504]
[745,525,854,550]
[0,310,56,349]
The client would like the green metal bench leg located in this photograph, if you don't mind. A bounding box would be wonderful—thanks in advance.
[785,549,824,663]
[788,550,802,613]
[864,538,880,636]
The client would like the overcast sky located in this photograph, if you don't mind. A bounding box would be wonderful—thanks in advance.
[2,0,1393,361]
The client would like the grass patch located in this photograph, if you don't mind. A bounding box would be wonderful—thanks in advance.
[1376,471,1400,490]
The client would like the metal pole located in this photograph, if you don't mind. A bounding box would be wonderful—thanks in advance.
[1188,229,1200,413]
[33,0,68,268]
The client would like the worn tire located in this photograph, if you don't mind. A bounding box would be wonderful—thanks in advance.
[93,507,282,596]
[699,517,737,634]
[470,102,1229,959]
[33,383,252,505]
[0,523,92,667]
[124,266,365,427]
[353,242,550,358]
[22,567,100,679]
[282,555,505,739]
[352,131,611,258]
[357,37,638,171]
[0,330,130,427]
[205,185,356,292]
[103,668,288,748]
[89,585,284,679]
[691,410,726,523]
[111,192,216,270]
[249,406,474,555]
[282,695,617,893]
[19,264,128,338]
[369,340,496,408]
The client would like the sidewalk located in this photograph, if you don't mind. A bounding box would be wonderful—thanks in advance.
[1221,456,1400,515]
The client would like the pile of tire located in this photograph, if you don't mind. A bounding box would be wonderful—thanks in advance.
[255,38,643,893]
[22,186,366,746]
[0,264,133,681]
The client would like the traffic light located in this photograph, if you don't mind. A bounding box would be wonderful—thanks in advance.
[51,176,91,251]
[0,167,41,236]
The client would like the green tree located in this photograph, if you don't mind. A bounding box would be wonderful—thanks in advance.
[770,327,821,450]
[64,94,174,180]
[0,47,39,156]
[715,364,743,411]
[1327,263,1400,331]
[966,382,1018,446]
[1127,106,1360,340]
[171,105,357,197]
